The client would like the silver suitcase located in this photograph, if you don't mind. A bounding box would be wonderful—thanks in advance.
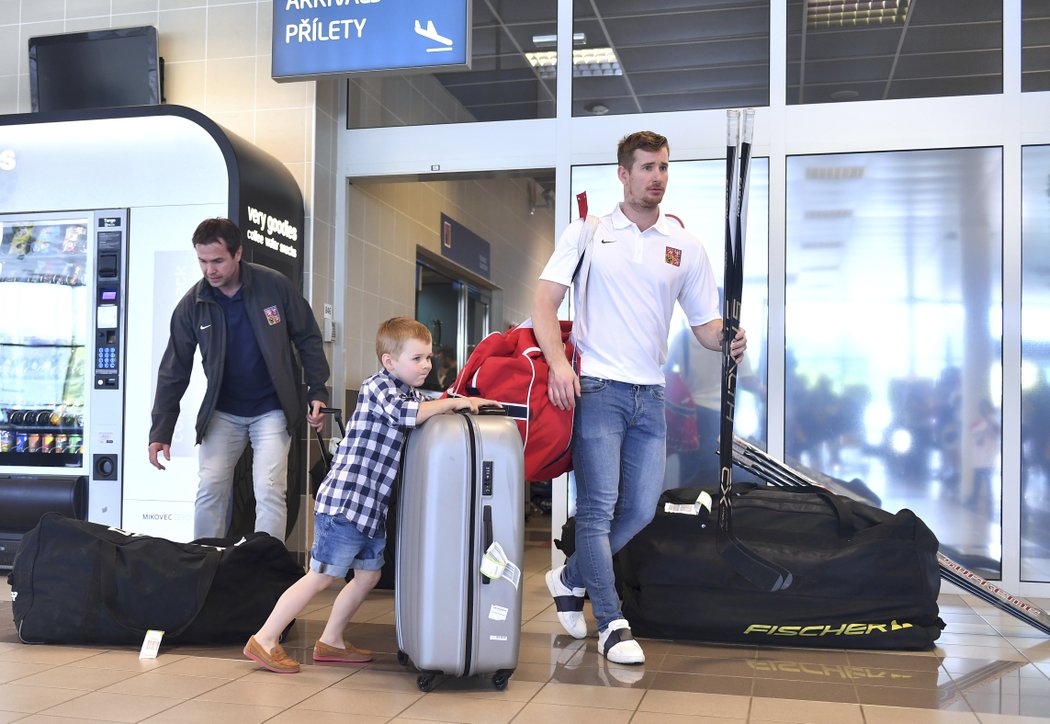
[395,410,524,691]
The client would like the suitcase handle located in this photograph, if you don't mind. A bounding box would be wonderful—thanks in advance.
[454,404,506,416]
[312,407,345,463]
[482,505,493,585]
[310,408,346,498]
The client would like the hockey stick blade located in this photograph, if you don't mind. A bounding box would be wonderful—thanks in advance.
[937,553,1050,635]
[716,424,793,590]
[730,435,1050,636]
[716,512,794,591]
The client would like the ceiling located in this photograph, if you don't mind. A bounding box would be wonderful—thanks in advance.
[427,0,1049,123]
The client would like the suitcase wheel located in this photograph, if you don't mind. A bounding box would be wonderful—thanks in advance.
[492,670,512,690]
[417,674,435,692]
[396,650,409,666]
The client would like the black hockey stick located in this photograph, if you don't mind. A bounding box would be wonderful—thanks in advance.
[717,109,793,592]
[731,435,1050,635]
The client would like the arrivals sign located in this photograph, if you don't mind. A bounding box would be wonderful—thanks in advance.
[272,0,472,81]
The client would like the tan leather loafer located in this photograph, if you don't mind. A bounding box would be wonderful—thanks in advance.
[243,635,300,674]
[313,639,373,663]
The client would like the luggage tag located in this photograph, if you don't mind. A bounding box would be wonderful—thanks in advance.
[480,541,521,589]
[663,490,713,516]
[139,629,164,659]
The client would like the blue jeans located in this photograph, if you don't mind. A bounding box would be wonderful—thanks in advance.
[196,409,291,540]
[310,513,386,578]
[564,377,666,631]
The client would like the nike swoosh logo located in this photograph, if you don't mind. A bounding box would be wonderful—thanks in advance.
[600,238,616,244]
[200,324,211,330]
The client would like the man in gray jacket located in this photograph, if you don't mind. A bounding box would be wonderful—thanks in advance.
[149,217,330,540]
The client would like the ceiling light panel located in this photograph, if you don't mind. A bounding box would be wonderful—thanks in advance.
[806,0,911,29]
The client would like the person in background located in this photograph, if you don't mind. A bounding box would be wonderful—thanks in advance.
[243,316,499,673]
[148,217,329,540]
[968,397,1001,512]
[664,322,761,487]
[531,131,747,665]
[423,344,458,391]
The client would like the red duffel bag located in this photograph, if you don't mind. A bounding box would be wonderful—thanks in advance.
[446,320,578,482]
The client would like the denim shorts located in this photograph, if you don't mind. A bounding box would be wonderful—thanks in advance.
[309,512,386,577]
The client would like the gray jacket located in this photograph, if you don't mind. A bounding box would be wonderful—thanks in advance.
[149,261,330,445]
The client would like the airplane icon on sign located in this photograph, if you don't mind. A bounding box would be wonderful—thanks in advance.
[414,19,454,52]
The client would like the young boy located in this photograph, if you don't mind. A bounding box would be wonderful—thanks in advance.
[243,316,497,673]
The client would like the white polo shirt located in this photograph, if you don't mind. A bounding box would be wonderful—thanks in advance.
[540,204,720,385]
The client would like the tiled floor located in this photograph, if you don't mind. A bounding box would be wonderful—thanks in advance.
[2,513,1050,723]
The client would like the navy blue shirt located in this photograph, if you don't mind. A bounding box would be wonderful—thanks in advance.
[212,285,281,416]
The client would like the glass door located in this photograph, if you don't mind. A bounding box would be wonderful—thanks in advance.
[0,215,91,472]
[415,259,491,392]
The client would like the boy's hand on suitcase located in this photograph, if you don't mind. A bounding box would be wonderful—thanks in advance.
[461,397,501,414]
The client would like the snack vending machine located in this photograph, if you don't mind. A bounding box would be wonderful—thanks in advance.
[0,209,128,556]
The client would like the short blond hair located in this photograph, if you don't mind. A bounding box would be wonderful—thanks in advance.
[376,317,432,362]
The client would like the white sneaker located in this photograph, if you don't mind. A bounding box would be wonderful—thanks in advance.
[598,619,645,665]
[545,566,587,639]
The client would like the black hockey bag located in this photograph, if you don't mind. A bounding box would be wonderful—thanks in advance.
[558,484,944,650]
[618,485,943,649]
[10,513,303,646]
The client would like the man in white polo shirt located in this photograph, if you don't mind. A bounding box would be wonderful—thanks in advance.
[531,131,747,665]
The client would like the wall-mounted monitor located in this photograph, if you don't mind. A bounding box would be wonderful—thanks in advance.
[29,26,161,113]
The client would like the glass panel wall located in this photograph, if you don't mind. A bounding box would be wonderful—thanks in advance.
[1021,144,1050,582]
[787,0,1002,104]
[572,1,769,117]
[572,156,769,489]
[786,148,1003,577]
[348,1,557,127]
[1023,0,1050,92]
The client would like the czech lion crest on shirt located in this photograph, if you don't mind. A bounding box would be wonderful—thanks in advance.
[665,246,682,267]
[263,305,282,325]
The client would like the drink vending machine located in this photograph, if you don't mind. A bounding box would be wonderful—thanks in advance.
[0,209,128,564]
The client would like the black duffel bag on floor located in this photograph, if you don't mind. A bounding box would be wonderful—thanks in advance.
[558,484,944,650]
[9,512,303,646]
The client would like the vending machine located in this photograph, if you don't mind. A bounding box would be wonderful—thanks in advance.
[0,106,308,557]
[0,209,128,561]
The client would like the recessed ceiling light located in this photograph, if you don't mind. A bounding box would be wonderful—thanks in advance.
[584,102,610,115]
[807,0,910,28]
[525,47,622,79]
[830,89,860,101]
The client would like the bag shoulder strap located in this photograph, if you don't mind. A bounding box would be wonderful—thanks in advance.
[568,215,599,347]
[570,215,599,283]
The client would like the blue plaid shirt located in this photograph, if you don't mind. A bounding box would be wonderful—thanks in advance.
[314,370,424,537]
